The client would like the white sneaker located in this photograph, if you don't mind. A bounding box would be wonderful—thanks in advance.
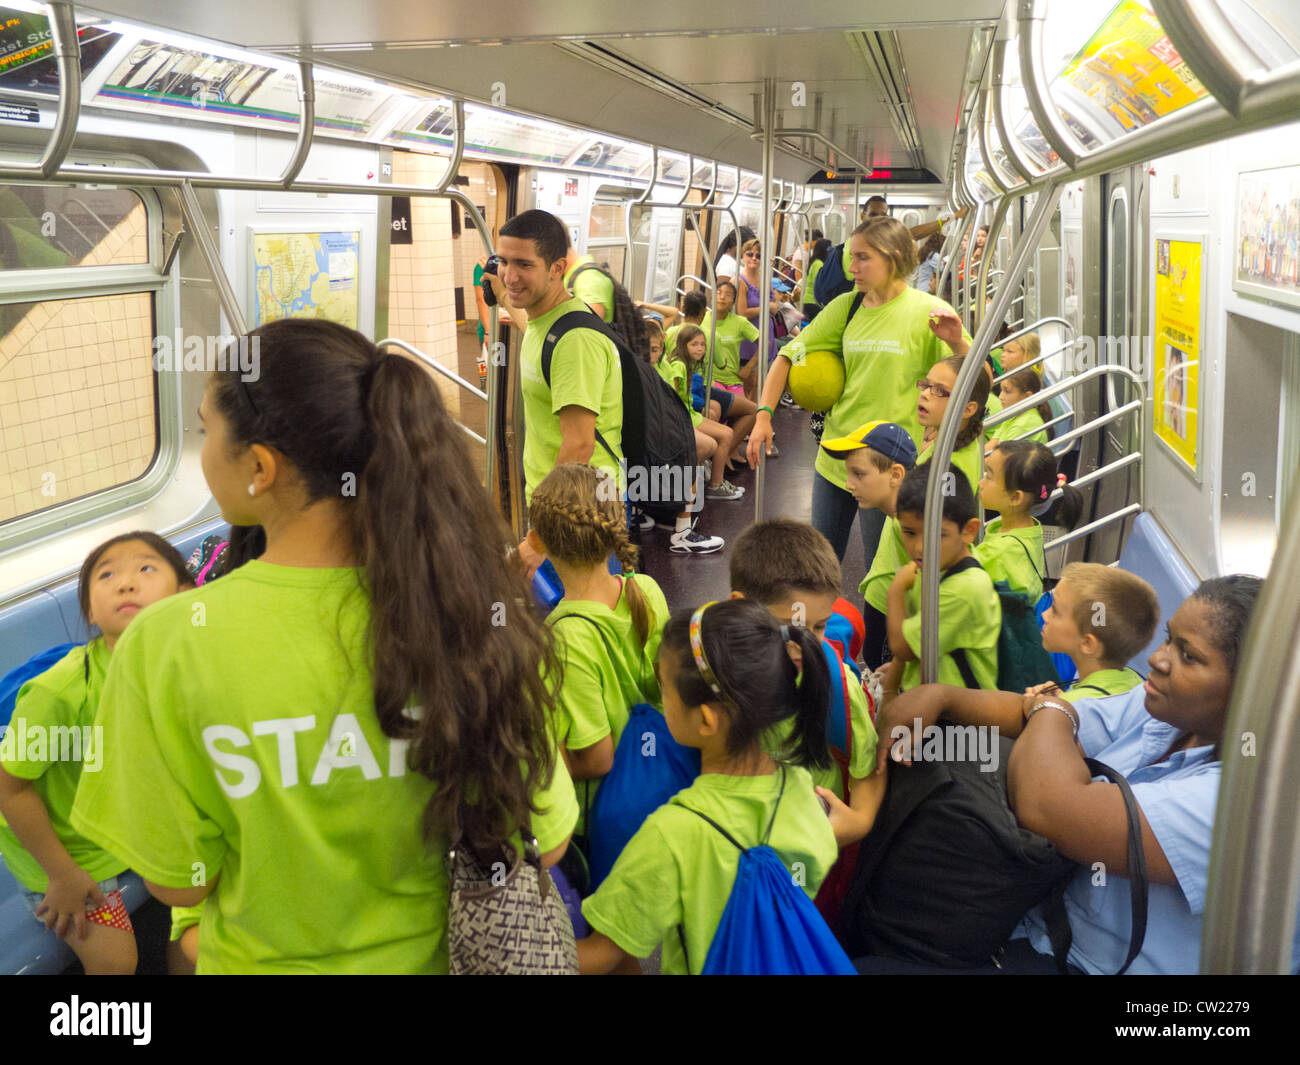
[633,510,656,531]
[669,526,725,554]
[705,480,744,500]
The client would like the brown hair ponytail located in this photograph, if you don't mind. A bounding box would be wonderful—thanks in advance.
[529,463,650,649]
[939,354,990,453]
[214,319,557,852]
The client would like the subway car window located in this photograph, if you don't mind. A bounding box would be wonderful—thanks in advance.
[0,187,148,269]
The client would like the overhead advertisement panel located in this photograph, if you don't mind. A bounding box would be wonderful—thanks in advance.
[1057,0,1208,135]
[95,40,390,137]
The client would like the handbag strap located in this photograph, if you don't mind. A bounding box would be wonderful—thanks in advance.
[1045,757,1149,975]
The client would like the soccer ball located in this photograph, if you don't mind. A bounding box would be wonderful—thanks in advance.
[787,351,845,412]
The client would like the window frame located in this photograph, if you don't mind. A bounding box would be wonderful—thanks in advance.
[0,178,179,553]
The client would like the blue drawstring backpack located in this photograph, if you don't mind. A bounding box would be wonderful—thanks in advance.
[673,768,857,975]
[1035,590,1078,686]
[588,702,700,887]
[1,643,78,730]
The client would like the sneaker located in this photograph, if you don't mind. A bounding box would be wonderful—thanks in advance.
[765,443,781,458]
[780,391,797,408]
[703,458,713,481]
[669,526,725,554]
[654,516,678,531]
[632,510,656,532]
[705,480,744,501]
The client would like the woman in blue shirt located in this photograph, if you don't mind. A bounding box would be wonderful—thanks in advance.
[877,575,1275,974]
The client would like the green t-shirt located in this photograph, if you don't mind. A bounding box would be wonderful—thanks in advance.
[564,255,614,323]
[0,640,125,893]
[900,561,1001,692]
[973,517,1046,603]
[581,766,837,974]
[804,258,824,302]
[917,433,984,503]
[699,311,759,386]
[1062,667,1145,703]
[664,322,683,358]
[69,562,578,975]
[763,659,877,801]
[861,515,908,615]
[985,393,1003,441]
[171,901,205,942]
[521,296,624,504]
[656,356,702,427]
[990,407,1048,445]
[545,573,670,826]
[783,287,971,491]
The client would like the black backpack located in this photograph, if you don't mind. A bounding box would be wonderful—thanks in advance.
[839,738,1149,973]
[567,262,651,363]
[813,243,855,306]
[541,310,697,519]
[942,556,1061,693]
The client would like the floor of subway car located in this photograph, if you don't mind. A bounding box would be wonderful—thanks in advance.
[636,403,869,610]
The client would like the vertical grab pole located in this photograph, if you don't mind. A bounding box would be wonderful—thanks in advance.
[754,78,777,521]
[39,2,81,180]
[919,182,1061,682]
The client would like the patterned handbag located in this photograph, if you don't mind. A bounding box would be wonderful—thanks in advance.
[446,828,579,975]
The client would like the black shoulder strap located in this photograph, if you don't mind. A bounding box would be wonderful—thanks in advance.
[940,557,985,690]
[1045,757,1149,975]
[848,291,865,320]
[539,309,622,465]
[1010,534,1046,583]
[567,261,601,288]
[672,767,788,852]
[551,611,616,657]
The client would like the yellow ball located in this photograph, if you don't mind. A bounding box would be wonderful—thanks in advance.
[787,350,845,412]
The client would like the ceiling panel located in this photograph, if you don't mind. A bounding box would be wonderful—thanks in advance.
[75,1,999,183]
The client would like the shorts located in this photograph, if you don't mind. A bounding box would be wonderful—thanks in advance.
[23,875,133,933]
[714,382,746,397]
[709,387,735,418]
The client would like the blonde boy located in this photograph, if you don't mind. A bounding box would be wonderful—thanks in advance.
[1039,563,1159,701]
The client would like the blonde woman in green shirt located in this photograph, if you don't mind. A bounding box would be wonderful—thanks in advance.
[70,318,577,974]
[749,217,971,573]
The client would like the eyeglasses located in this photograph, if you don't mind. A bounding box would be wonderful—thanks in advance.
[916,379,953,399]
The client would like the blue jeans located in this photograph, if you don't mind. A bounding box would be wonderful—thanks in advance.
[810,472,887,573]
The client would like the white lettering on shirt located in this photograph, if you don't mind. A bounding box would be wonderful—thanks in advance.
[251,716,316,788]
[310,713,382,785]
[202,725,262,799]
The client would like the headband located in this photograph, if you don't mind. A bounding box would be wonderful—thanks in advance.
[688,602,724,699]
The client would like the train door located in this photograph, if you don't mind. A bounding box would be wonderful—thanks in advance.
[1091,165,1148,562]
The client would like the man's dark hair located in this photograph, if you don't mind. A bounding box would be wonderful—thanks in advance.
[499,209,568,266]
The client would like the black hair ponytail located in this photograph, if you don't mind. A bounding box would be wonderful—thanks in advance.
[660,599,830,771]
[994,439,1085,530]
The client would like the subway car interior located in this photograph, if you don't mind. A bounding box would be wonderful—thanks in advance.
[0,0,1298,980]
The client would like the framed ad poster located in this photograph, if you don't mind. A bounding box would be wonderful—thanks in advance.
[1233,164,1300,309]
[1152,235,1203,476]
[250,229,361,329]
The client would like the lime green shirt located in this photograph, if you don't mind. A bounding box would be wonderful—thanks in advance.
[899,561,1001,692]
[581,766,837,974]
[973,517,1046,603]
[861,515,908,615]
[546,573,670,826]
[917,433,984,502]
[1062,667,1145,703]
[0,640,124,893]
[521,296,624,504]
[985,393,1003,441]
[803,258,824,303]
[763,659,877,801]
[699,311,759,386]
[991,407,1048,445]
[170,901,205,942]
[656,356,702,427]
[783,287,971,491]
[564,255,614,323]
[70,562,578,975]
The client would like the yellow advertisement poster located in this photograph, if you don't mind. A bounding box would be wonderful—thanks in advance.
[1059,0,1208,134]
[1153,238,1202,473]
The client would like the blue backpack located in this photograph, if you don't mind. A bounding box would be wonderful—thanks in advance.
[1,643,78,730]
[813,243,854,306]
[588,702,700,887]
[673,768,857,975]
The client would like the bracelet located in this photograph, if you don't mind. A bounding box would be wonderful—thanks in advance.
[1025,698,1080,740]
[757,405,775,417]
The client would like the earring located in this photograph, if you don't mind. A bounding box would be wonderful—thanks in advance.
[248,484,256,497]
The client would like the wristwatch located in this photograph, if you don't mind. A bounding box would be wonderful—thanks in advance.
[1025,697,1080,740]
